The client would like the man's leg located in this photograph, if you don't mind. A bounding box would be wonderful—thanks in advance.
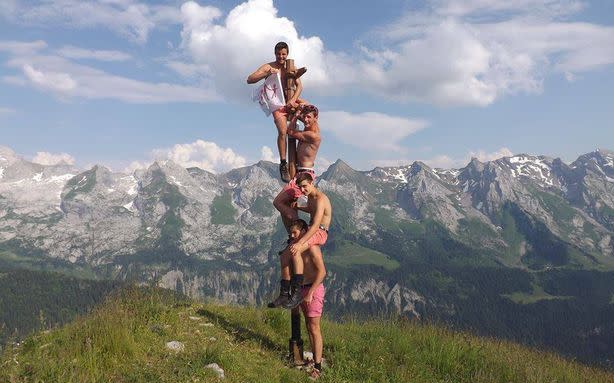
[288,136,297,180]
[273,111,290,182]
[268,248,291,308]
[273,191,298,233]
[283,249,305,309]
[306,316,323,369]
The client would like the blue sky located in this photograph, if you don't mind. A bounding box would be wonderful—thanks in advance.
[0,0,613,173]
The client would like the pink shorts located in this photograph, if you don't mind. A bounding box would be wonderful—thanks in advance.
[301,284,325,318]
[306,228,328,247]
[283,170,316,199]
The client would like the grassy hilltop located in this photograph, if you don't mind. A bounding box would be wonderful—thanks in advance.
[2,287,614,383]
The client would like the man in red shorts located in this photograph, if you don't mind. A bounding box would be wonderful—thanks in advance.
[247,41,304,182]
[273,104,321,230]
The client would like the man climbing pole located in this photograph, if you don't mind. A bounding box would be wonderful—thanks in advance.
[247,41,306,182]
[273,104,321,231]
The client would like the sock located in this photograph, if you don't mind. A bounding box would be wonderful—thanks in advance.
[314,362,322,371]
[280,159,287,164]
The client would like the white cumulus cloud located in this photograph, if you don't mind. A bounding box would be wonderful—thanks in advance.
[152,139,247,173]
[319,111,428,153]
[179,0,334,102]
[32,151,76,166]
[469,147,514,162]
[260,146,276,162]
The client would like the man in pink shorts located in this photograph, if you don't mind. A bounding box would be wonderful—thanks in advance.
[299,240,326,380]
[268,218,327,379]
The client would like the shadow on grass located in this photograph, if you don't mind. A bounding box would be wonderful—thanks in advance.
[196,308,283,355]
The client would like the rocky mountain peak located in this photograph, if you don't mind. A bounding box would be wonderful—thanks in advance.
[572,150,614,178]
[320,159,359,182]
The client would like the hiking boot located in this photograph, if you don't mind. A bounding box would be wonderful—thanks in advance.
[280,161,291,183]
[283,289,304,310]
[267,291,290,308]
[268,280,291,308]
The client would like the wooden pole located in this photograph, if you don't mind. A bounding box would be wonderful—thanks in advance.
[289,306,304,365]
[285,59,297,180]
[285,58,305,365]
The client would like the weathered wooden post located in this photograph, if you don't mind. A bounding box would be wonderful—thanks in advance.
[285,58,298,181]
[284,58,303,364]
[289,307,304,364]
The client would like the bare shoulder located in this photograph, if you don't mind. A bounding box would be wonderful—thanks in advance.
[318,191,331,205]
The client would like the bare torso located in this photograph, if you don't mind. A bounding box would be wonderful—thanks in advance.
[296,123,321,168]
[306,190,332,229]
[301,246,322,285]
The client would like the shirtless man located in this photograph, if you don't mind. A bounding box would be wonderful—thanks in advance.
[246,41,304,182]
[272,104,321,231]
[273,219,326,379]
[282,172,332,310]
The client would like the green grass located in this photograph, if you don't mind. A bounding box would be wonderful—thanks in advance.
[211,191,237,225]
[3,286,614,382]
[327,240,400,271]
[502,282,573,304]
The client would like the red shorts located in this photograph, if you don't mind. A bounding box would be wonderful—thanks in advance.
[301,284,325,318]
[283,170,316,199]
[306,227,328,247]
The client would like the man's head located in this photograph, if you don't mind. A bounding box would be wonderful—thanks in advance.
[288,219,308,240]
[274,41,288,65]
[299,104,318,128]
[296,172,316,196]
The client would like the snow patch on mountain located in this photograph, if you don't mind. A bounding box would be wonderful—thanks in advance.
[508,155,554,186]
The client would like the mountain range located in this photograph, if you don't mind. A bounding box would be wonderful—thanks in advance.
[2,145,613,270]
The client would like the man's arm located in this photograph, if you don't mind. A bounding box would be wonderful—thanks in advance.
[246,64,276,84]
[287,77,303,105]
[287,128,319,144]
[304,247,326,303]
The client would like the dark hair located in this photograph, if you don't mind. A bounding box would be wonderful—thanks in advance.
[296,172,314,184]
[289,219,308,232]
[274,41,289,53]
[301,104,318,118]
